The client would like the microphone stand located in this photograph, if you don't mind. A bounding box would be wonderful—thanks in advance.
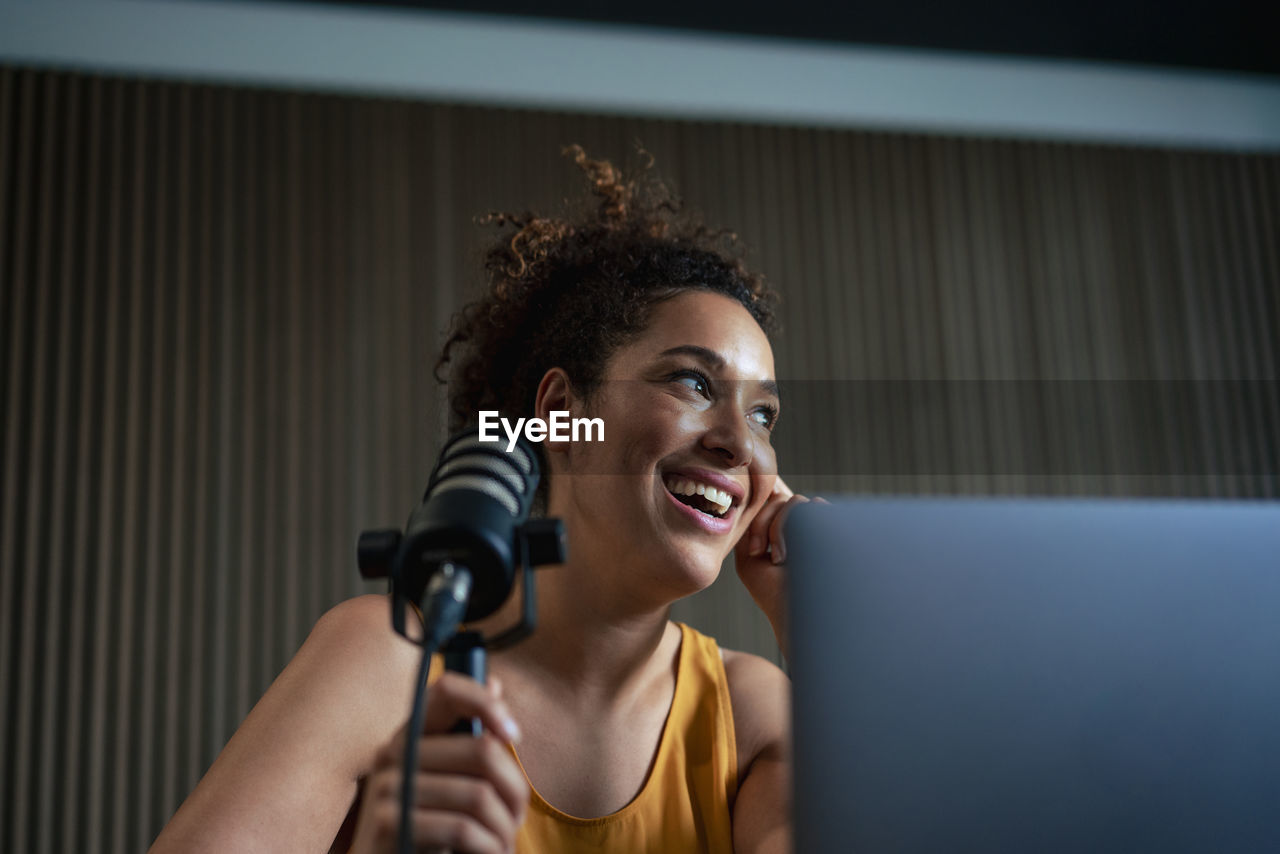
[360,516,564,723]
[443,631,487,735]
[360,517,563,854]
[441,528,552,733]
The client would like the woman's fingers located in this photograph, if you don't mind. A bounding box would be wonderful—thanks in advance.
[414,734,530,822]
[746,485,802,562]
[428,673,522,744]
[374,675,524,807]
[745,477,793,556]
[411,770,523,835]
[407,807,509,854]
[357,795,510,854]
[363,764,523,850]
[359,731,529,854]
[371,734,529,822]
[357,675,528,853]
[765,494,809,565]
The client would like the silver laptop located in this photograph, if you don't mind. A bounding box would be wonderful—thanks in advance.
[786,498,1280,853]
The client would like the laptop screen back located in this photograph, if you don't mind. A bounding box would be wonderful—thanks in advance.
[786,498,1280,853]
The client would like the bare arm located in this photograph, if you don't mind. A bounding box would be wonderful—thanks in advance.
[149,595,422,853]
[725,650,792,854]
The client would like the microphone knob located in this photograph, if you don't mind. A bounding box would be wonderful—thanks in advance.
[522,518,567,567]
[357,528,402,579]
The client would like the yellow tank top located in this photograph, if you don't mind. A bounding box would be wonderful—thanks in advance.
[512,622,738,852]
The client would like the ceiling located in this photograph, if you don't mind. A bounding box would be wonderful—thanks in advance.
[294,0,1275,76]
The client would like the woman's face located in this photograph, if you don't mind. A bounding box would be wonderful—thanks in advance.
[548,290,779,600]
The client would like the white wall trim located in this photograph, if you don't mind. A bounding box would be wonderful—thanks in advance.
[3,0,1279,150]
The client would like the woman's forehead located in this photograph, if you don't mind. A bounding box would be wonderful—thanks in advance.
[618,291,776,378]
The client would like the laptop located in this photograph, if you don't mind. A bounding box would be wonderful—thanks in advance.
[785,498,1280,853]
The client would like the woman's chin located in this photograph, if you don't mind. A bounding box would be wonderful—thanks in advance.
[655,544,728,600]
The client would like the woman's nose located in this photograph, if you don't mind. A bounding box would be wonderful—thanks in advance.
[700,405,754,469]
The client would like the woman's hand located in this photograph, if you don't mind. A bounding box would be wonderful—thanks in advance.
[350,673,529,854]
[734,477,820,663]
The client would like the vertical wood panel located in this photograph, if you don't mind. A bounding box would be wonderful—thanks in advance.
[206,84,233,775]
[19,68,58,854]
[1,65,1277,851]
[136,79,166,849]
[0,66,23,854]
[159,80,192,824]
[64,72,103,854]
[36,70,72,854]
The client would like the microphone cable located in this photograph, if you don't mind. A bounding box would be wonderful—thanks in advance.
[399,564,473,854]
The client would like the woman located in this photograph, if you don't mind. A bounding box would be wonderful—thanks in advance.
[150,146,805,853]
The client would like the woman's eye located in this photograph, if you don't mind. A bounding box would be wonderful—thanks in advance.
[673,371,710,397]
[750,406,779,430]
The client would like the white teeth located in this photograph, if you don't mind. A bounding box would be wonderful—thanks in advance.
[664,477,733,516]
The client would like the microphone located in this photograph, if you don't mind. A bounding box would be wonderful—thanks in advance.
[358,430,564,854]
[404,431,540,618]
[358,429,564,645]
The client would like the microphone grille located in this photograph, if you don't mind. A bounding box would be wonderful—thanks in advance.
[429,474,521,517]
[426,433,539,521]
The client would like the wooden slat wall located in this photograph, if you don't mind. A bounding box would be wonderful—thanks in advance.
[1,66,1277,852]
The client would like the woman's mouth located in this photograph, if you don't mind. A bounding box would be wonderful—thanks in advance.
[660,473,742,535]
[664,476,734,517]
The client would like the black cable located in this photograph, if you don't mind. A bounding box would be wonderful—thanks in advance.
[397,564,473,854]
[399,639,437,854]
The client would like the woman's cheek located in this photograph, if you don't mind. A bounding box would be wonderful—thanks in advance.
[746,479,775,526]
[753,446,779,495]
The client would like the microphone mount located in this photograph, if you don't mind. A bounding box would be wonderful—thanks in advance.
[357,514,565,652]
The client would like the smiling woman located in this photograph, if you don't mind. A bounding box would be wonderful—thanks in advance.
[556,291,781,597]
[149,146,807,854]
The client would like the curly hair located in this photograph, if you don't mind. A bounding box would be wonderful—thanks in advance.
[436,145,778,480]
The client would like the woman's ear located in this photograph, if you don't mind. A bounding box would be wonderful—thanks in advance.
[533,367,577,458]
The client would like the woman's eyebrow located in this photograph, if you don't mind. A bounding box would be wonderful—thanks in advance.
[657,345,780,400]
[657,344,726,368]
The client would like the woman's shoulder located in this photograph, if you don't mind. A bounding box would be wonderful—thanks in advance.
[203,593,420,765]
[718,645,790,770]
[230,594,423,785]
[312,592,413,651]
[304,594,421,685]
[149,594,420,852]
[304,593,426,727]
[719,647,789,711]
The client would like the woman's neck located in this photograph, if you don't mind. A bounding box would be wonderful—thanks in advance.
[476,559,676,704]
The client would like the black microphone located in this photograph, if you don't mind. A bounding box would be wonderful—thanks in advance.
[359,430,541,636]
[402,431,539,621]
